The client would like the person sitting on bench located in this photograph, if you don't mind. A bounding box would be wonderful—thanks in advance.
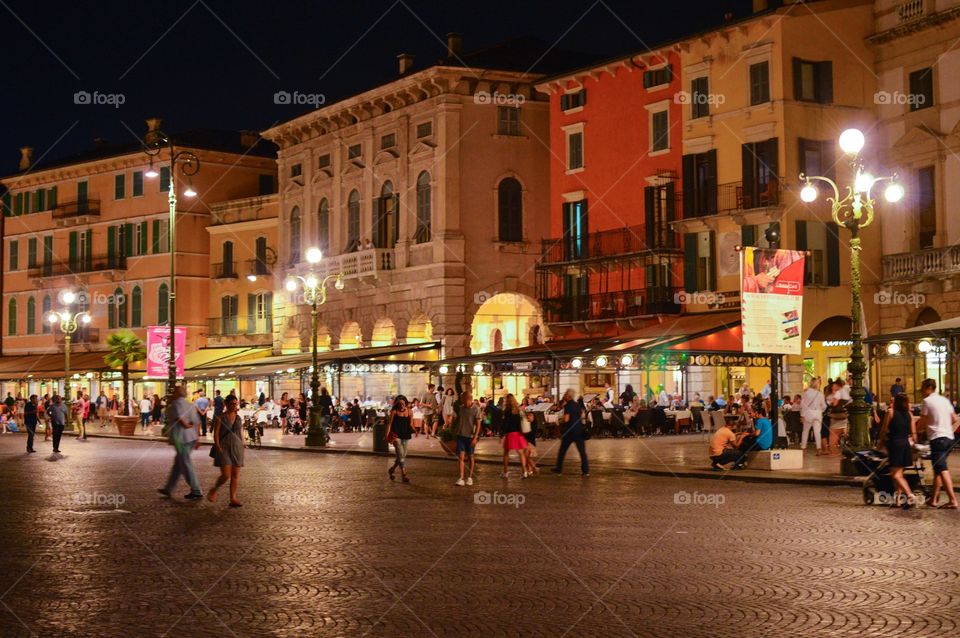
[736,405,773,453]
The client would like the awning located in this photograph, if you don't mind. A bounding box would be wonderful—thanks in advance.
[864,316,960,343]
[0,350,112,379]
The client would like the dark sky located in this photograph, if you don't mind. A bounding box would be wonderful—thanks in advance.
[0,0,752,175]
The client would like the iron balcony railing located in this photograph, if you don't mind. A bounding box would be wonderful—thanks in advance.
[716,179,782,214]
[211,262,239,279]
[538,225,676,265]
[28,254,127,278]
[246,258,271,277]
[540,287,681,323]
[208,316,272,337]
[52,199,101,220]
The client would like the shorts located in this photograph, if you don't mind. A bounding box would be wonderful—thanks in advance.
[930,437,955,474]
[456,435,475,456]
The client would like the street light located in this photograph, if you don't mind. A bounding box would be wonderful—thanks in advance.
[285,248,343,447]
[142,127,200,397]
[48,296,91,439]
[799,127,902,452]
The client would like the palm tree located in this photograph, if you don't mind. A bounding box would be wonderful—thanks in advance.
[103,332,147,416]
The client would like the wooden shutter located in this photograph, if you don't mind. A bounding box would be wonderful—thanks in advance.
[152,220,161,253]
[681,154,695,217]
[817,61,833,103]
[708,231,717,290]
[644,186,656,248]
[68,232,78,269]
[741,144,755,208]
[683,234,698,293]
[107,226,116,262]
[139,221,148,255]
[792,58,803,99]
[706,149,718,215]
[124,223,134,256]
[247,293,256,334]
[741,225,756,247]
[826,222,840,286]
[665,182,676,247]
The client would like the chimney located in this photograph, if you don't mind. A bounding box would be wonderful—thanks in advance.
[145,117,163,134]
[446,32,463,58]
[18,147,33,171]
[398,53,415,75]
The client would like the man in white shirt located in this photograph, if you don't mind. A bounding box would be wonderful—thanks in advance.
[139,396,152,431]
[918,378,959,509]
[799,378,827,454]
[761,380,772,400]
[657,388,670,408]
[159,385,203,500]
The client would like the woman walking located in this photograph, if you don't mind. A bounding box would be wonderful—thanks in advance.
[500,393,530,478]
[441,387,456,430]
[209,393,244,507]
[151,394,163,426]
[877,393,917,508]
[384,396,412,483]
[279,392,290,433]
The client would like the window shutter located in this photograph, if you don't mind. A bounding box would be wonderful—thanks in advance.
[108,295,116,329]
[826,222,840,286]
[795,221,809,284]
[792,58,803,100]
[49,186,57,209]
[247,294,256,334]
[765,138,779,183]
[124,223,134,256]
[681,154,695,217]
[683,234,698,293]
[84,231,92,269]
[643,71,651,89]
[152,220,161,253]
[706,149,718,215]
[1,192,9,217]
[708,231,717,290]
[107,226,116,262]
[664,182,676,247]
[666,64,673,81]
[68,232,78,269]
[560,94,568,110]
[644,186,655,248]
[741,144,755,209]
[741,225,756,247]
[817,61,833,103]
[139,221,148,255]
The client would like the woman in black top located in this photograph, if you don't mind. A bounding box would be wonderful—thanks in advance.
[385,396,413,483]
[500,394,530,478]
[878,393,917,508]
[619,384,636,408]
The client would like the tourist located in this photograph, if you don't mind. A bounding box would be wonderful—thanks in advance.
[826,380,851,455]
[384,396,413,483]
[500,393,529,478]
[298,392,309,426]
[619,384,636,408]
[151,394,163,425]
[258,391,266,407]
[738,404,773,452]
[41,394,51,441]
[889,377,905,400]
[420,383,439,438]
[877,393,917,508]
[195,389,210,437]
[318,388,333,429]
[657,387,670,407]
[208,392,244,507]
[918,378,959,509]
[3,392,14,412]
[96,391,108,427]
[49,395,68,455]
[139,395,152,431]
[552,389,590,476]
[213,389,225,425]
[454,393,482,486]
[24,394,38,453]
[603,382,615,407]
[158,385,203,501]
[799,378,827,455]
[279,392,289,432]
[521,402,539,474]
[709,420,746,470]
[107,393,119,426]
[441,387,456,431]
[761,380,772,400]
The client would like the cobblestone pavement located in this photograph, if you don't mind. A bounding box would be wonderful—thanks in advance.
[1,435,958,637]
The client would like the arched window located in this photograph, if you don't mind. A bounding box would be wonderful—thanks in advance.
[290,206,301,264]
[7,298,15,336]
[317,199,330,255]
[222,240,234,277]
[115,287,127,328]
[255,236,268,275]
[346,190,360,252]
[42,295,52,334]
[373,181,397,248]
[498,177,523,242]
[415,171,431,244]
[492,328,503,352]
[26,297,36,335]
[131,286,142,327]
[158,283,169,325]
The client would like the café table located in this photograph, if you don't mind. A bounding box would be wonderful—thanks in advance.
[665,409,693,433]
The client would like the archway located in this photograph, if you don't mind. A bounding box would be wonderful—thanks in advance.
[339,321,363,350]
[805,315,854,383]
[406,314,433,344]
[470,292,541,355]
[371,318,396,347]
[913,307,941,327]
[315,324,332,352]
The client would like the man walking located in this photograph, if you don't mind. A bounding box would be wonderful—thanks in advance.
[24,394,38,453]
[159,385,203,500]
[918,378,959,509]
[138,395,152,431]
[213,389,225,422]
[799,378,827,454]
[454,393,481,486]
[421,383,439,438]
[552,389,590,476]
[49,395,68,455]
[195,389,210,437]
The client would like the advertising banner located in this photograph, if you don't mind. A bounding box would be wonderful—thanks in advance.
[740,248,805,355]
[146,326,186,378]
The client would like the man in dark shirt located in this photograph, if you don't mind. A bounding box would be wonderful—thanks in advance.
[889,378,905,400]
[24,395,39,453]
[4,392,14,410]
[213,390,225,421]
[552,390,590,476]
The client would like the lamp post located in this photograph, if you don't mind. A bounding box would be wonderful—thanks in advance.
[48,291,91,439]
[799,128,904,452]
[285,247,344,447]
[142,128,199,396]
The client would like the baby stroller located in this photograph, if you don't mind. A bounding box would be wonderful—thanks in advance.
[286,408,304,435]
[861,445,932,506]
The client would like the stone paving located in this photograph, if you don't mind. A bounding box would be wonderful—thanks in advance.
[1,435,959,637]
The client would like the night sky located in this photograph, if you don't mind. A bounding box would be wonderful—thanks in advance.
[1,0,752,174]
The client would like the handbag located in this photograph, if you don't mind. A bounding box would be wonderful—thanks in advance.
[386,431,398,444]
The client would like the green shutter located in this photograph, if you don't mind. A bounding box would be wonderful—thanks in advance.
[84,230,93,270]
[48,186,57,209]
[683,234,698,293]
[708,231,717,290]
[132,171,143,197]
[152,220,161,253]
[107,226,116,261]
[741,225,756,247]
[36,189,45,211]
[826,222,840,286]
[27,238,37,268]
[68,232,78,269]
[159,166,170,192]
[139,221,148,255]
[1,192,10,217]
[23,191,31,214]
[9,240,18,271]
[124,223,134,256]
[14,193,22,215]
[115,174,125,199]
[247,293,256,333]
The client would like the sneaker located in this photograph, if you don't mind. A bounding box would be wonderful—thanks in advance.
[582,472,590,477]
[184,493,203,500]
[466,477,474,486]
[455,478,465,486]
[157,488,171,498]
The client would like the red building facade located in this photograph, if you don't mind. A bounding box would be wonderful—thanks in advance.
[535,49,685,337]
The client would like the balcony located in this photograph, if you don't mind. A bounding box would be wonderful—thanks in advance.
[52,199,101,226]
[541,287,681,324]
[28,254,127,280]
[883,245,960,283]
[207,316,273,343]
[292,247,395,281]
[212,262,239,279]
[717,179,782,214]
[538,225,677,266]
[54,327,100,347]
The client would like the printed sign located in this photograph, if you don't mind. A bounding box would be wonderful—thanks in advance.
[146,326,186,378]
[740,248,805,355]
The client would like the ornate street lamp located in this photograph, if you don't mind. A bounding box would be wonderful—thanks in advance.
[142,127,199,397]
[799,128,903,451]
[285,247,344,447]
[48,290,91,439]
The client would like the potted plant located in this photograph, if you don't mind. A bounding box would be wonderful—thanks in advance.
[103,331,147,436]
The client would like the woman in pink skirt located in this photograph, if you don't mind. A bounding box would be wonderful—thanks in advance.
[500,394,530,478]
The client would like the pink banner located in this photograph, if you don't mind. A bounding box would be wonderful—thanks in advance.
[146,326,186,378]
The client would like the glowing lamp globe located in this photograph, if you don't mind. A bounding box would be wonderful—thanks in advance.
[839,128,865,154]
[884,182,904,203]
[800,184,818,203]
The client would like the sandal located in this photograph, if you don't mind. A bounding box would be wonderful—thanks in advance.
[938,503,958,510]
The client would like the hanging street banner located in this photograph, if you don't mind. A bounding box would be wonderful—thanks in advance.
[740,247,806,355]
[146,326,186,378]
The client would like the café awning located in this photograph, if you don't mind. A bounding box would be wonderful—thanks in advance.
[863,316,960,343]
[0,350,112,379]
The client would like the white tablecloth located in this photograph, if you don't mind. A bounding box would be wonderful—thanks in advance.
[665,409,692,421]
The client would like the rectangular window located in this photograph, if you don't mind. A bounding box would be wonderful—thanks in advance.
[741,138,779,208]
[380,133,396,149]
[683,231,716,292]
[497,106,521,136]
[347,144,362,159]
[798,138,835,182]
[749,61,770,105]
[43,236,53,270]
[318,153,331,169]
[153,219,169,253]
[115,174,126,200]
[132,171,143,197]
[643,65,672,88]
[35,189,45,211]
[14,192,22,215]
[691,76,710,119]
[917,166,936,249]
[651,110,669,152]
[8,240,18,271]
[793,58,833,104]
[258,174,274,195]
[560,89,586,111]
[2,192,11,216]
[562,199,588,261]
[290,163,302,177]
[416,121,432,138]
[909,67,934,111]
[795,220,839,286]
[159,166,171,191]
[567,131,584,171]
[48,186,57,209]
[23,191,31,214]
[681,150,718,218]
[136,221,148,255]
[645,183,676,250]
[27,238,37,268]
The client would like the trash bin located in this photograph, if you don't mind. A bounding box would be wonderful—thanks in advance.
[372,417,389,454]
